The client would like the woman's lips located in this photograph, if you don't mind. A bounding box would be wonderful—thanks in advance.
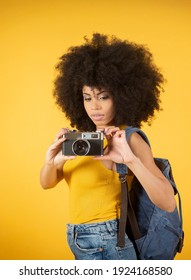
[91,114,104,121]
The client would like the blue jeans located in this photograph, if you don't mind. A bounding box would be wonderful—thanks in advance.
[67,219,137,260]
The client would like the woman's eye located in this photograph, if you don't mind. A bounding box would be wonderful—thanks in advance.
[83,96,91,101]
[83,94,109,101]
[99,95,109,100]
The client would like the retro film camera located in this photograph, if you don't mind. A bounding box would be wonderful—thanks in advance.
[62,131,104,156]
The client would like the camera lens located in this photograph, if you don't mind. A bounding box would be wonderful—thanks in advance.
[72,139,90,156]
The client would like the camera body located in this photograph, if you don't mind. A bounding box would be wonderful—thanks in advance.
[62,131,104,156]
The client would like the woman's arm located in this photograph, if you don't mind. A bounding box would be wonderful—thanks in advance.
[40,128,76,189]
[40,158,65,189]
[127,132,176,212]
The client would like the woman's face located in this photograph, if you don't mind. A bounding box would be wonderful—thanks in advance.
[82,85,116,129]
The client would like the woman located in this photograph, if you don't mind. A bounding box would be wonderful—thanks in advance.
[40,33,176,260]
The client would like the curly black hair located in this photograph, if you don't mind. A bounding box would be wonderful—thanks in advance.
[53,33,164,131]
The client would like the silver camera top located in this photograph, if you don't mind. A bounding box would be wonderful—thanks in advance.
[81,132,104,140]
[65,131,104,140]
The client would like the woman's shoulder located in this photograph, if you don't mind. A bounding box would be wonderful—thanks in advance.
[128,130,153,161]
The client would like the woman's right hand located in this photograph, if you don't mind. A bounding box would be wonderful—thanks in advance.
[45,128,76,167]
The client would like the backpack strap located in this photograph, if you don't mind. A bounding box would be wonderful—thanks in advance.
[116,127,145,247]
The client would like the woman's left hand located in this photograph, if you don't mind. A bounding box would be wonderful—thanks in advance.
[94,127,136,170]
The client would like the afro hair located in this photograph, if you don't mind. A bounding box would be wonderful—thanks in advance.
[53,33,165,131]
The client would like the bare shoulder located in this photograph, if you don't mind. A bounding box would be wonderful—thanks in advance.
[128,132,151,156]
[127,131,159,173]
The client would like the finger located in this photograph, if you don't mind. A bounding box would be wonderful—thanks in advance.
[54,128,69,142]
[104,133,112,141]
[113,130,126,138]
[104,127,120,136]
[52,137,66,148]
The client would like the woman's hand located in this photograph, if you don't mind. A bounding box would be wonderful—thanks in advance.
[40,128,76,189]
[46,128,76,167]
[94,127,136,170]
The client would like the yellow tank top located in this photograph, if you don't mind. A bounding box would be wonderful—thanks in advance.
[63,156,121,224]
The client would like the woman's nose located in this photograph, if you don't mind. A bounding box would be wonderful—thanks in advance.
[91,98,101,110]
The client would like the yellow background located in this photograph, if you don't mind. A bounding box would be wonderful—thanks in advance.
[0,0,190,260]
